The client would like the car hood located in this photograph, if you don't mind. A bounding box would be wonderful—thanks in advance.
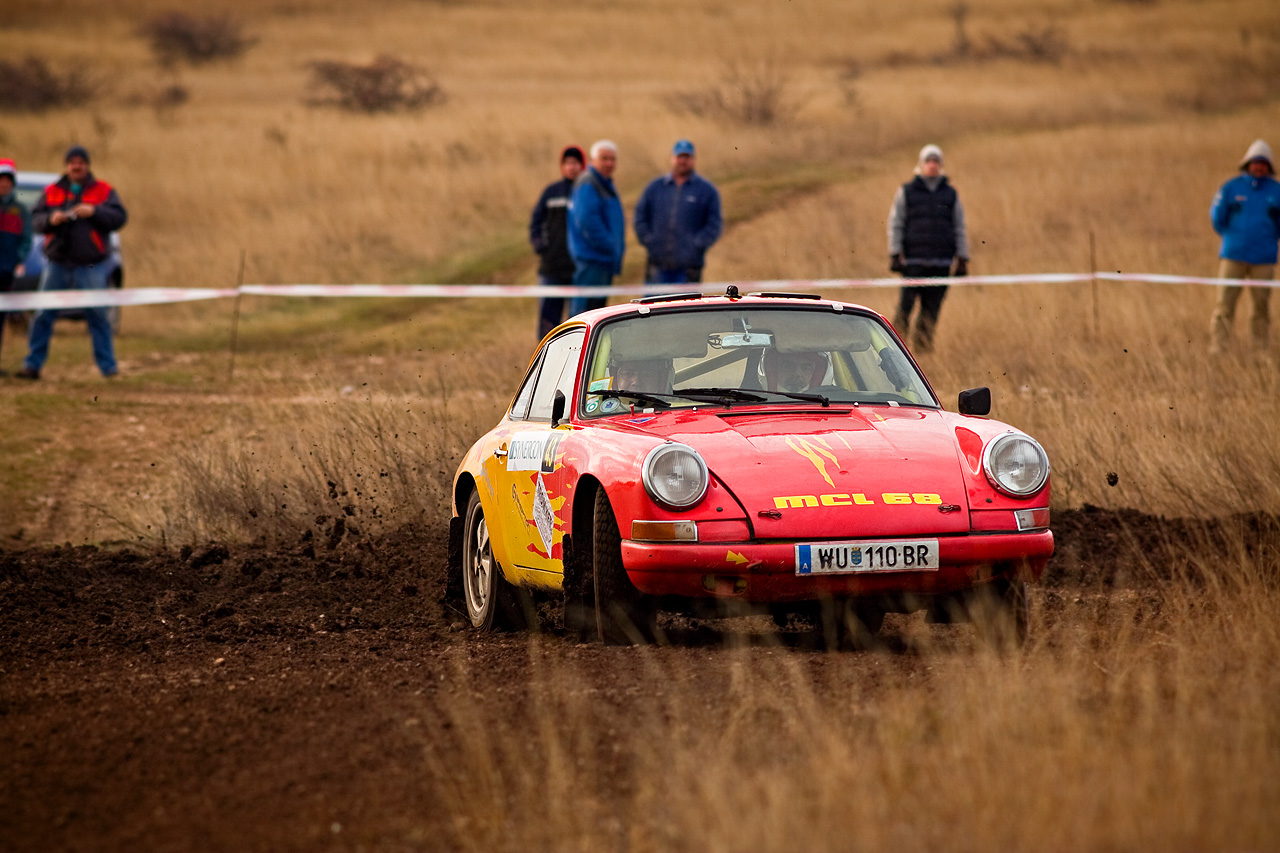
[623,406,971,539]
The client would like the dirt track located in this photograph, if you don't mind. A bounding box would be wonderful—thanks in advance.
[2,507,1276,852]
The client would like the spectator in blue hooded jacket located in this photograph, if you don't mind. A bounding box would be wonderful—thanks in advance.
[634,139,722,284]
[1209,138,1280,352]
[567,140,625,317]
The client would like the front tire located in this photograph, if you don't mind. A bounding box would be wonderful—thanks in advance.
[592,489,656,645]
[461,491,523,631]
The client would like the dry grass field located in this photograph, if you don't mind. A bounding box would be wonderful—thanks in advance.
[2,0,1280,850]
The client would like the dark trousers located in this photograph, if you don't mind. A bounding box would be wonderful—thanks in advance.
[645,261,703,285]
[0,270,12,362]
[537,273,572,340]
[568,261,614,317]
[893,265,951,352]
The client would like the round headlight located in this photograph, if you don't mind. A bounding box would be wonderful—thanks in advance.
[642,443,709,509]
[982,432,1050,497]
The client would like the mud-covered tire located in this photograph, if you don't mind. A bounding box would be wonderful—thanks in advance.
[821,599,884,651]
[971,578,1030,650]
[592,489,656,645]
[461,491,525,631]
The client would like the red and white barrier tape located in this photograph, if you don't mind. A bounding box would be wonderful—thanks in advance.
[0,272,1275,311]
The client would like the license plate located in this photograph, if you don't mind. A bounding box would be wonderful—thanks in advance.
[796,539,940,575]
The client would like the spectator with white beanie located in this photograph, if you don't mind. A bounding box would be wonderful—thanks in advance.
[887,144,969,352]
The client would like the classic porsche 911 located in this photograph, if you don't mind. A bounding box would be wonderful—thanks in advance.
[447,289,1053,647]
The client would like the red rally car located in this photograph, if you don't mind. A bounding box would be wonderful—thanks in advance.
[447,289,1053,647]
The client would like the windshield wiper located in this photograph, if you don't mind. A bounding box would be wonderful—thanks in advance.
[763,389,830,407]
[591,388,673,408]
[673,386,768,405]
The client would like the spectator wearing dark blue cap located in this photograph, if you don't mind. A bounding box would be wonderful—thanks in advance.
[17,145,127,380]
[634,140,722,284]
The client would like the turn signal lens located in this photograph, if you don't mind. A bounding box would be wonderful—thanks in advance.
[631,520,698,541]
[1014,507,1051,530]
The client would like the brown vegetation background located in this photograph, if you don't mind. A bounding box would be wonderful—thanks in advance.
[1,0,1279,850]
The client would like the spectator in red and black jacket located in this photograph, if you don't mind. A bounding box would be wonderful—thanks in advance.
[529,146,584,339]
[17,145,128,380]
[0,159,33,375]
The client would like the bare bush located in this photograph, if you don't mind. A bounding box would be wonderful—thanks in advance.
[139,12,255,66]
[668,60,795,126]
[983,25,1069,63]
[874,21,1069,68]
[0,56,94,112]
[307,55,446,113]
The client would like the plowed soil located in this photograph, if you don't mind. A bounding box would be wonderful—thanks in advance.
[2,507,1277,852]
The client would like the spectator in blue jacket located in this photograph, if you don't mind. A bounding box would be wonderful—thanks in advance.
[634,139,722,284]
[567,140,625,317]
[529,145,584,339]
[1209,139,1280,352]
[0,159,33,375]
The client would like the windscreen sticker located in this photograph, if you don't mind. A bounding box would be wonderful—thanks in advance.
[532,473,555,556]
[588,377,613,391]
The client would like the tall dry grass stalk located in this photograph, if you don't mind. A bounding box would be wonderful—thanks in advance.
[158,368,514,543]
[422,548,1280,851]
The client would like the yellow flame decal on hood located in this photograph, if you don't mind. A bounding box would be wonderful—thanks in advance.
[785,436,839,488]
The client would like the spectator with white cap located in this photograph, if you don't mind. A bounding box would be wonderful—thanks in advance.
[1209,138,1280,353]
[634,139,722,284]
[887,144,969,352]
[567,140,625,316]
[0,158,33,375]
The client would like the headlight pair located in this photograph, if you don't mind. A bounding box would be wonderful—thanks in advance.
[982,432,1050,497]
[642,443,708,509]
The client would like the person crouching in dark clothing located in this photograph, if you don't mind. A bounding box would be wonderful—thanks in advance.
[529,146,584,339]
[18,145,127,380]
[887,144,969,353]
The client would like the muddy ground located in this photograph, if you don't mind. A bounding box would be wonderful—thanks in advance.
[2,507,1276,852]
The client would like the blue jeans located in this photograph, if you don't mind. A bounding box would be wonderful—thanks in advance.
[644,263,703,285]
[568,261,613,317]
[25,262,118,375]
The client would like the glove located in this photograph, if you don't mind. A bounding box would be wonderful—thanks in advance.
[954,257,969,277]
[1268,206,1280,229]
[889,254,904,273]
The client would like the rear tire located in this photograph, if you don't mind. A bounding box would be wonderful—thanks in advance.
[461,491,524,631]
[592,489,656,645]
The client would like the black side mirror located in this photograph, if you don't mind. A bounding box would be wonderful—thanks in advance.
[551,390,567,426]
[958,387,991,416]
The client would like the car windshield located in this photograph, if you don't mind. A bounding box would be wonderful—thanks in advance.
[580,305,937,416]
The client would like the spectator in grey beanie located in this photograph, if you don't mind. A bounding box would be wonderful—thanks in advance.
[887,144,969,353]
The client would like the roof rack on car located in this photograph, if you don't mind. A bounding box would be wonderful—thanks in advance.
[631,292,702,305]
[746,291,823,300]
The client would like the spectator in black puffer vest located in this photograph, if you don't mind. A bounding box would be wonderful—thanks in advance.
[528,146,584,339]
[887,144,969,353]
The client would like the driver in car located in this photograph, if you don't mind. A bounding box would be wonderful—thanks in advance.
[766,350,828,393]
[613,357,672,394]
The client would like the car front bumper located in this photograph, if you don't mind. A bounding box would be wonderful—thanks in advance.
[621,530,1054,602]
